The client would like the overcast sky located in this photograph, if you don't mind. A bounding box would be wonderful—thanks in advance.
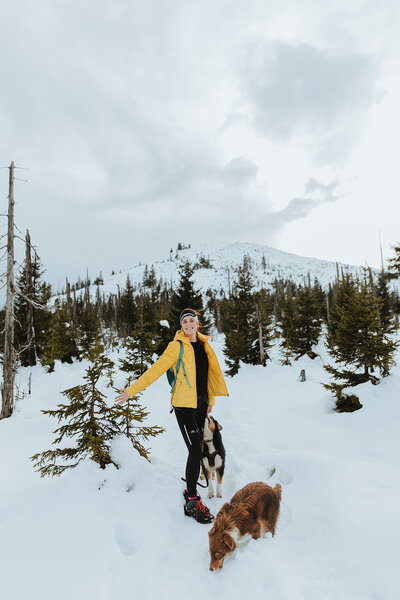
[1,0,400,291]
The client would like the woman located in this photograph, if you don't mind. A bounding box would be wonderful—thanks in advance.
[115,308,228,524]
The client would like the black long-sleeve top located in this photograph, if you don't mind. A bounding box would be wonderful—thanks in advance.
[190,340,209,398]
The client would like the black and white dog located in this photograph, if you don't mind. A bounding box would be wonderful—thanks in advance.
[201,415,226,499]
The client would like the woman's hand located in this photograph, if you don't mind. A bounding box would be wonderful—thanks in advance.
[115,389,130,405]
[206,405,213,415]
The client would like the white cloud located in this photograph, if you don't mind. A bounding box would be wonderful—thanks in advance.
[0,1,398,285]
[237,41,379,162]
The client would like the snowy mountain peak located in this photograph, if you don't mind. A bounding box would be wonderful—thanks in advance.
[54,241,369,303]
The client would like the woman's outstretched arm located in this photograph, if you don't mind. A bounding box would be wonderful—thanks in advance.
[115,341,179,405]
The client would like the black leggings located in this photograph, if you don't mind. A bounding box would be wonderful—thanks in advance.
[175,394,208,498]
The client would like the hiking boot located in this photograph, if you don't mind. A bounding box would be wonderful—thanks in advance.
[184,496,214,524]
[183,490,211,513]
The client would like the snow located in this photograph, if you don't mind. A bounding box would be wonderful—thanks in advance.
[1,337,400,600]
[51,241,374,305]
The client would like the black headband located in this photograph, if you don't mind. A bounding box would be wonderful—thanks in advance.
[180,310,197,325]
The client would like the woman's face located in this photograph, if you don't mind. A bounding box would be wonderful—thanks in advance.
[181,315,199,339]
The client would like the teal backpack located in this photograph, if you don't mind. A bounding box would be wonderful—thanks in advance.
[166,340,191,394]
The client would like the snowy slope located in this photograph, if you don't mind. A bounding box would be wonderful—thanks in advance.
[53,241,371,303]
[1,338,399,600]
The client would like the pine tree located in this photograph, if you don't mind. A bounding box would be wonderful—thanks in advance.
[387,244,400,279]
[40,303,78,372]
[251,289,273,366]
[31,340,164,476]
[14,248,52,367]
[324,272,398,403]
[313,278,328,323]
[376,270,393,326]
[78,298,101,355]
[261,255,267,272]
[223,257,258,375]
[327,272,357,339]
[170,261,208,329]
[278,282,297,364]
[117,276,137,338]
[110,397,165,460]
[142,265,157,290]
[119,295,157,379]
[290,281,323,359]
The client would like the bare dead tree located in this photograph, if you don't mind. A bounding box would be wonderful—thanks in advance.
[72,287,78,329]
[1,162,16,419]
[84,280,90,307]
[25,229,37,365]
[256,304,266,367]
[96,284,102,324]
[215,298,222,333]
[65,278,72,318]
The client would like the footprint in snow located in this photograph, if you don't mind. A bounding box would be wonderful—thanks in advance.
[276,467,293,485]
[115,530,137,557]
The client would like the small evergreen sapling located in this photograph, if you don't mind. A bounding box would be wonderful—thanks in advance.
[110,396,164,460]
[31,340,164,476]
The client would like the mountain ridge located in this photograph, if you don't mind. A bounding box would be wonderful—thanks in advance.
[55,241,372,303]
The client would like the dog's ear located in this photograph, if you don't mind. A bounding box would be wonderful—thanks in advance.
[222,534,236,552]
[213,418,223,431]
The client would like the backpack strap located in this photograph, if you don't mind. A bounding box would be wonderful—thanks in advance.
[170,341,191,394]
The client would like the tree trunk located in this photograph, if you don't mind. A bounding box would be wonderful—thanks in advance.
[25,230,37,365]
[1,162,16,419]
[326,292,330,323]
[72,288,78,334]
[215,299,222,333]
[84,280,90,307]
[96,285,102,323]
[66,278,72,319]
[256,305,266,367]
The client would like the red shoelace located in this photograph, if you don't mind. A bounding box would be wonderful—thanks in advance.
[195,499,210,515]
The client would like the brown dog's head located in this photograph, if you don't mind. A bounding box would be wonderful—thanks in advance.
[208,530,236,571]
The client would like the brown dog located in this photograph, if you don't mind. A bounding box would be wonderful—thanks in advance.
[208,481,281,571]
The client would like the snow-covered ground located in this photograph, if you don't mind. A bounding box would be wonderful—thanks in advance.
[1,337,399,600]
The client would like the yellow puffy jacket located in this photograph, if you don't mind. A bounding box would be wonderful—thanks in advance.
[125,330,228,408]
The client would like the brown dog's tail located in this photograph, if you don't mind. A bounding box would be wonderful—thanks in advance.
[274,483,282,501]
